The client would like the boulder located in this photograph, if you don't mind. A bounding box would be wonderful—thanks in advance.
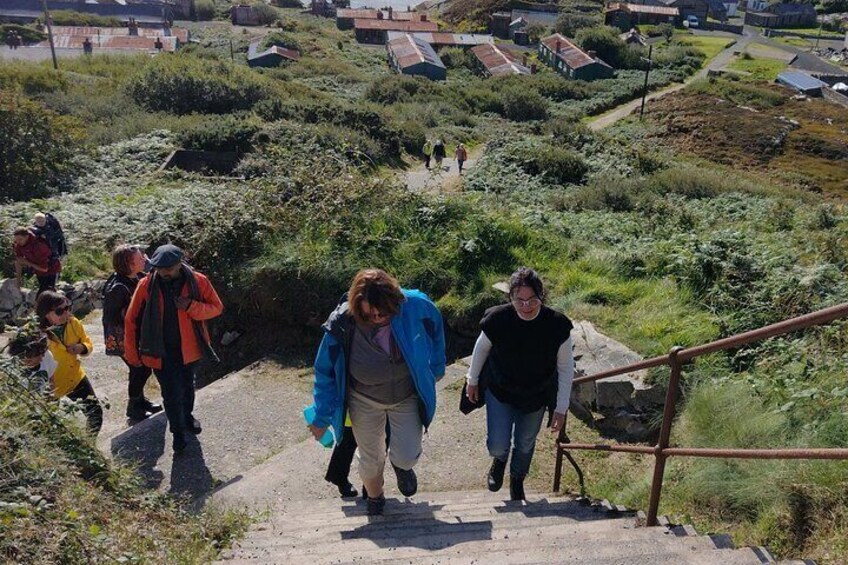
[0,279,24,312]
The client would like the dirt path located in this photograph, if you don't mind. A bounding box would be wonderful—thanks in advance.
[403,148,480,194]
[589,29,757,131]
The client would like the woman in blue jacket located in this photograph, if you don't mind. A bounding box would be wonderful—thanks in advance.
[308,268,446,516]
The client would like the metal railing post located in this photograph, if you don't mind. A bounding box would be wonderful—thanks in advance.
[646,346,684,526]
[554,424,565,493]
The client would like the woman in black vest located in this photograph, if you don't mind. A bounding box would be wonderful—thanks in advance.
[465,267,574,500]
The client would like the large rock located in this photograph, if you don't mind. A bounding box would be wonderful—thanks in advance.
[0,279,24,311]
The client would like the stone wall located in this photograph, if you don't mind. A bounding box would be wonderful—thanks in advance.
[0,278,105,327]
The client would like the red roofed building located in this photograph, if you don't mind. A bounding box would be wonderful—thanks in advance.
[337,7,418,29]
[538,33,615,80]
[605,3,679,29]
[354,17,438,44]
[386,33,446,80]
[471,44,530,76]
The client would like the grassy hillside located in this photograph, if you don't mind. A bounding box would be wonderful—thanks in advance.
[1,10,847,563]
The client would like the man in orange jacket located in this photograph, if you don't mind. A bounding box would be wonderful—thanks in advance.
[124,244,223,453]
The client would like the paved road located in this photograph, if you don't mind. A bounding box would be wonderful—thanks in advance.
[589,27,758,131]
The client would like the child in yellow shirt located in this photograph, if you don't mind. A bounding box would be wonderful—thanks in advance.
[35,291,102,435]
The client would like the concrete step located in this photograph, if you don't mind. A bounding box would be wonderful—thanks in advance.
[231,520,694,555]
[221,532,760,564]
[254,498,630,536]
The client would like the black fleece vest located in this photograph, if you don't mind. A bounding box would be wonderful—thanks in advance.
[481,304,573,413]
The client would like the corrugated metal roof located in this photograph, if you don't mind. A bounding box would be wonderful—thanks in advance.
[606,3,680,16]
[471,43,530,76]
[777,70,827,92]
[248,40,300,61]
[49,25,188,42]
[354,19,438,31]
[541,33,610,70]
[386,31,493,46]
[387,33,444,70]
[37,34,178,51]
[337,8,417,20]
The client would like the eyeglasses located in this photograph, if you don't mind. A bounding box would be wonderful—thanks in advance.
[53,305,70,316]
[511,297,541,308]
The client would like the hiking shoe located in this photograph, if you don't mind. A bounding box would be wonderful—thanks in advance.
[142,398,163,414]
[509,475,526,501]
[126,398,152,421]
[173,435,187,454]
[366,494,386,516]
[393,464,417,497]
[487,458,507,492]
[338,482,358,498]
[185,417,202,435]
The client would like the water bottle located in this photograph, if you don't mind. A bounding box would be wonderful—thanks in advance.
[303,405,334,448]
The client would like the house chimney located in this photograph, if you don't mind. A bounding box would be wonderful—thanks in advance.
[128,17,139,36]
[420,13,428,21]
[555,39,561,53]
[530,63,537,74]
[377,10,384,19]
[388,6,393,19]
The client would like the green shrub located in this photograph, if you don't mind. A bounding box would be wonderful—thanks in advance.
[177,113,261,153]
[252,2,280,25]
[365,75,439,104]
[126,55,269,115]
[576,26,636,69]
[259,31,301,52]
[0,63,69,96]
[569,176,642,211]
[49,10,121,27]
[500,86,548,121]
[689,77,785,108]
[555,12,602,37]
[195,0,216,20]
[0,91,85,202]
[512,143,588,184]
[439,47,475,70]
[0,24,46,45]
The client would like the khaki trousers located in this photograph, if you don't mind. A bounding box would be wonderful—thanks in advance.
[348,388,423,483]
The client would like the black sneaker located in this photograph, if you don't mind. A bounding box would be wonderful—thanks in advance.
[393,464,417,497]
[173,435,187,454]
[366,494,386,516]
[143,398,163,414]
[337,482,358,498]
[509,475,526,501]
[185,417,202,435]
[126,398,151,421]
[487,458,506,492]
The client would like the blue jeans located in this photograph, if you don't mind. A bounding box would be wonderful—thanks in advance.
[485,389,546,478]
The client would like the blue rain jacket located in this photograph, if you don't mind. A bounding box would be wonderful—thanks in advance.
[309,289,446,441]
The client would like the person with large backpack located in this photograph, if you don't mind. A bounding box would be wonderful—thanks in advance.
[12,227,61,297]
[32,213,69,264]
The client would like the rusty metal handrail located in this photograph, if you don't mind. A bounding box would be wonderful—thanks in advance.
[554,302,848,527]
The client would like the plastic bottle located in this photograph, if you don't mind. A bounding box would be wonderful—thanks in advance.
[303,405,334,448]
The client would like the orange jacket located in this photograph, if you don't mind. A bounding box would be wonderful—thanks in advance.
[123,271,223,370]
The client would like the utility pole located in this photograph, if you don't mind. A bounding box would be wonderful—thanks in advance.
[813,19,823,52]
[230,38,234,61]
[639,44,653,120]
[41,0,58,70]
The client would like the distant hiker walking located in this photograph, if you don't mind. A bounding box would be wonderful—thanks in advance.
[103,244,163,422]
[422,139,433,169]
[12,226,61,296]
[308,268,446,515]
[456,143,468,175]
[123,244,223,454]
[31,212,69,265]
[432,140,446,170]
[465,267,574,501]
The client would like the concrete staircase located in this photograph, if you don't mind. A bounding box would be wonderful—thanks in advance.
[217,490,781,565]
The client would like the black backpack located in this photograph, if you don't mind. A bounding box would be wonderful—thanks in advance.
[34,213,68,262]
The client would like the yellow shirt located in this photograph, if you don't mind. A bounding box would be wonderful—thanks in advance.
[46,317,93,398]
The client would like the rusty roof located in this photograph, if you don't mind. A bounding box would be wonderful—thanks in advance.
[386,31,493,46]
[354,19,438,31]
[337,8,417,20]
[541,33,610,70]
[387,33,444,70]
[48,25,189,43]
[606,3,679,15]
[38,34,178,51]
[471,43,530,76]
